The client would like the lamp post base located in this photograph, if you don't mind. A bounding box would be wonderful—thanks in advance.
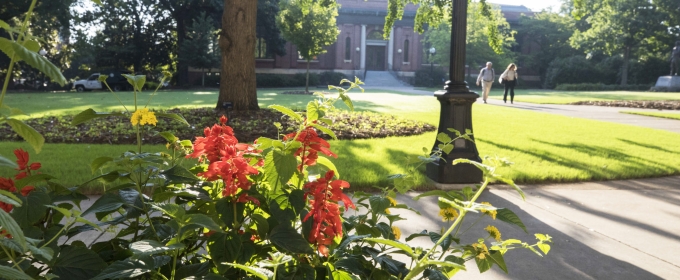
[426,88,483,184]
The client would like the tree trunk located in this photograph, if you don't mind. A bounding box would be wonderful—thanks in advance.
[621,46,630,86]
[306,59,310,93]
[218,0,259,111]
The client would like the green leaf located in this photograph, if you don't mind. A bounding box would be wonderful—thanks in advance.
[53,246,107,280]
[81,193,124,217]
[339,92,354,111]
[424,268,449,280]
[90,156,113,174]
[306,101,322,121]
[222,263,273,280]
[496,208,527,233]
[488,251,508,274]
[0,20,10,31]
[6,118,44,153]
[72,109,126,125]
[364,238,416,257]
[10,40,66,85]
[158,132,178,142]
[0,154,18,168]
[0,209,27,252]
[264,149,297,191]
[23,39,40,52]
[368,196,390,214]
[91,259,152,280]
[153,203,186,219]
[315,156,339,178]
[537,242,551,255]
[122,74,146,91]
[15,173,54,189]
[436,132,452,143]
[160,165,199,184]
[28,244,54,262]
[333,270,360,280]
[310,123,337,140]
[268,105,302,122]
[184,214,222,231]
[11,190,50,228]
[0,189,21,207]
[155,112,190,126]
[0,266,32,280]
[0,38,19,61]
[130,240,185,258]
[474,254,493,273]
[269,224,314,254]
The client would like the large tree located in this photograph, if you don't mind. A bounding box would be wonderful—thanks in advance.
[569,0,668,85]
[82,0,174,73]
[276,0,339,93]
[179,12,220,86]
[515,12,580,83]
[424,2,515,70]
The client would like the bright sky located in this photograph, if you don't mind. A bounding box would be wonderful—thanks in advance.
[488,0,563,12]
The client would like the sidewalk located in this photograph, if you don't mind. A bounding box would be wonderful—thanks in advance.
[391,175,680,279]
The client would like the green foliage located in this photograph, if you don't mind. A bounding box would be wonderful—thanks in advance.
[178,11,219,73]
[423,2,515,69]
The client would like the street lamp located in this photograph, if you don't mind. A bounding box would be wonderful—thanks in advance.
[426,0,482,184]
[429,47,436,87]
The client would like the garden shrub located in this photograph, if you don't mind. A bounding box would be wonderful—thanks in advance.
[256,73,323,88]
[318,71,348,86]
[543,55,604,89]
[414,68,448,87]
[555,83,652,91]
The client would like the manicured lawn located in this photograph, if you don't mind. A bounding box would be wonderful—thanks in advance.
[2,89,680,193]
[621,111,680,120]
[416,87,680,104]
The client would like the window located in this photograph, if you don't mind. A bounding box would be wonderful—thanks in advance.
[255,38,272,59]
[403,40,410,63]
[344,37,351,61]
[367,30,384,40]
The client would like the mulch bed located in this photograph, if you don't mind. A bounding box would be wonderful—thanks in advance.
[569,100,680,110]
[0,108,436,145]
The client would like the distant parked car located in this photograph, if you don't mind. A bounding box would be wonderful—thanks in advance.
[73,70,132,92]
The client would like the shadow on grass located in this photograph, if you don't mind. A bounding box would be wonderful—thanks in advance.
[393,190,665,279]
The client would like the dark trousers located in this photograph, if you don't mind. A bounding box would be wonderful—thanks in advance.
[503,79,517,102]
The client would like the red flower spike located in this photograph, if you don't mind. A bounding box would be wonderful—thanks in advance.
[284,127,337,171]
[303,170,355,256]
[187,118,261,202]
[20,186,35,197]
[0,177,17,193]
[29,163,41,170]
[13,149,29,170]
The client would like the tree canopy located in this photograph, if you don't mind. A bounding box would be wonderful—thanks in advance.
[276,0,339,92]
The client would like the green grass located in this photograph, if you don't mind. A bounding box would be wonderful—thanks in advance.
[2,89,680,193]
[620,111,680,120]
[416,87,680,104]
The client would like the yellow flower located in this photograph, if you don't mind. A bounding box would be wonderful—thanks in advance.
[472,242,489,260]
[485,225,502,241]
[439,207,459,222]
[392,226,401,240]
[386,196,397,206]
[131,108,158,126]
[479,202,497,220]
[385,209,391,215]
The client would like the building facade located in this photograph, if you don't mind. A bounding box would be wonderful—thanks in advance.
[255,0,424,80]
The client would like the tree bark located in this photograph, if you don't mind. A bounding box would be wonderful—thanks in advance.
[218,0,259,111]
[621,46,630,86]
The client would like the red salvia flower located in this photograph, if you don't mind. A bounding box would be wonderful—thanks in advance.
[284,126,337,172]
[13,148,41,180]
[0,177,17,213]
[187,116,260,203]
[303,170,355,256]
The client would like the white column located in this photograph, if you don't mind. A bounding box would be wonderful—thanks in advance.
[387,26,394,71]
[360,24,366,70]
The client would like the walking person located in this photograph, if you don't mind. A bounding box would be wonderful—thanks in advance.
[499,63,518,104]
[476,62,494,103]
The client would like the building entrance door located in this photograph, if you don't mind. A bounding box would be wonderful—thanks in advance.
[366,46,386,71]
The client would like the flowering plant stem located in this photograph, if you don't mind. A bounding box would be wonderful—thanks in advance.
[404,177,490,280]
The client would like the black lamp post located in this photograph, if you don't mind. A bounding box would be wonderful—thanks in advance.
[425,0,482,184]
[429,47,436,87]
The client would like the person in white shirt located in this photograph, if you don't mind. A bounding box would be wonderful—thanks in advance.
[476,62,495,103]
[499,63,518,104]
